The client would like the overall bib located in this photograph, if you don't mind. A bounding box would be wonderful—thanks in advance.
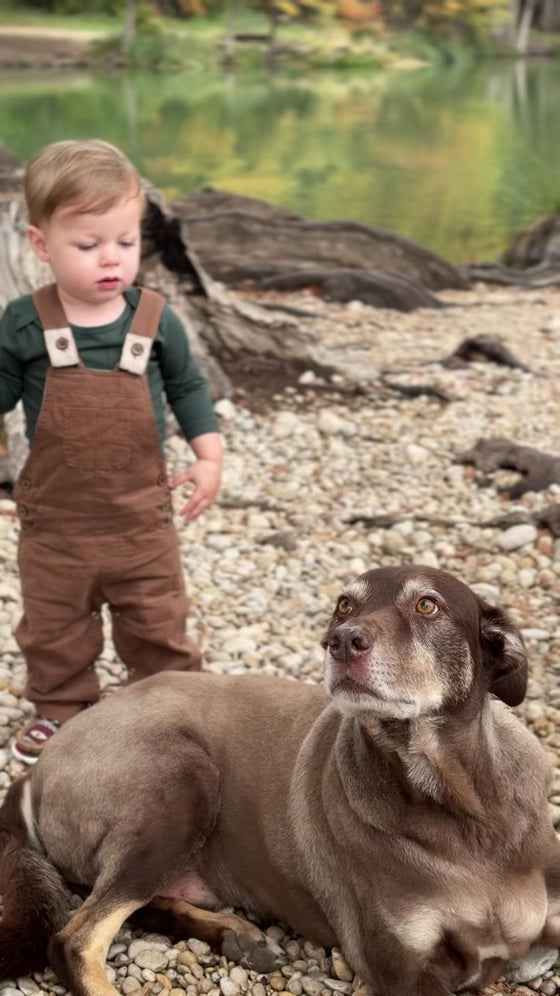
[14,284,201,722]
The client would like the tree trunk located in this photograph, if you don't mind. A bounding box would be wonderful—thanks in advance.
[122,0,137,57]
[516,0,538,53]
[508,0,520,45]
[223,0,238,68]
[540,0,556,31]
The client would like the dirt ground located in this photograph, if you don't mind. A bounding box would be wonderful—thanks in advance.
[0,25,101,67]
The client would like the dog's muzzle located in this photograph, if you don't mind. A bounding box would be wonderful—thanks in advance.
[325,625,373,665]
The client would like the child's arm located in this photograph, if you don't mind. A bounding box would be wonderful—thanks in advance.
[168,432,223,523]
[0,305,25,414]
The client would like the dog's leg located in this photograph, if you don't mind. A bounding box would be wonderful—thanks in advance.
[417,968,454,996]
[47,742,223,996]
[134,897,285,972]
[541,837,560,944]
[48,893,143,996]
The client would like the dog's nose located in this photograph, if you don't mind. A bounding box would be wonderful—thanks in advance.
[326,626,373,662]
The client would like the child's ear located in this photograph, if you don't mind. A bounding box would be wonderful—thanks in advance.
[27,225,50,263]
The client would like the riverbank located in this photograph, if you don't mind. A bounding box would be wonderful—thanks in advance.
[0,17,402,71]
[2,7,560,73]
[0,24,106,68]
[0,278,560,993]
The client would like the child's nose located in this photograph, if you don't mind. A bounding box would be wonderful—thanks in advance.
[100,244,119,265]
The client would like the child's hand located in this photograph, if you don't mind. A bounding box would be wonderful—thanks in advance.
[168,460,222,523]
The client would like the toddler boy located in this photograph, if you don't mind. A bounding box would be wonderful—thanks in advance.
[0,139,223,763]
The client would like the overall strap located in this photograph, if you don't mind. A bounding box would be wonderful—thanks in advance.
[32,283,80,368]
[119,288,166,376]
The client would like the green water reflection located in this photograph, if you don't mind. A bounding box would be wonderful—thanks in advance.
[1,57,559,263]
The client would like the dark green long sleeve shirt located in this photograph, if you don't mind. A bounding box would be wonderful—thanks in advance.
[0,287,219,446]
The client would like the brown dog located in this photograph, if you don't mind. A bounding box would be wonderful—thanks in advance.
[1,565,560,996]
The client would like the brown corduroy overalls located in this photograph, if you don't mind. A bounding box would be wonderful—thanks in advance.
[14,284,201,722]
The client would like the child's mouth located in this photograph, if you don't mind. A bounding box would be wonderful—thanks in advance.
[97,277,120,289]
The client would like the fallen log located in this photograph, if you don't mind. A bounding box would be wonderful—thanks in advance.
[242,267,442,311]
[170,187,469,293]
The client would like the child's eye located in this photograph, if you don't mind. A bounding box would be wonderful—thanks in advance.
[119,240,136,249]
[77,244,96,252]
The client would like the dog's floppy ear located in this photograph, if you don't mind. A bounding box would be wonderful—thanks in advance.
[479,601,528,706]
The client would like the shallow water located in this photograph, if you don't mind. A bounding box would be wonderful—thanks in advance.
[1,55,559,263]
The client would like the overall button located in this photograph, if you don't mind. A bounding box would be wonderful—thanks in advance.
[18,504,28,517]
[157,473,167,486]
[55,337,69,351]
[20,478,30,490]
[131,342,144,357]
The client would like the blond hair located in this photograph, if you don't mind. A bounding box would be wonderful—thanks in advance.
[25,139,143,226]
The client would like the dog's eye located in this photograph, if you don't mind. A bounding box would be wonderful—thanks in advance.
[415,597,438,615]
[336,596,352,615]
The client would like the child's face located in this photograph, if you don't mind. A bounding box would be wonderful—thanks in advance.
[28,192,143,314]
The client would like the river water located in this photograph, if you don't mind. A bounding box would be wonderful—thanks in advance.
[1,55,558,263]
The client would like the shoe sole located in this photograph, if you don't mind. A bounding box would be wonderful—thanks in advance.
[11,741,40,765]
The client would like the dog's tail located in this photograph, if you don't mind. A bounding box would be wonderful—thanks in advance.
[0,776,70,978]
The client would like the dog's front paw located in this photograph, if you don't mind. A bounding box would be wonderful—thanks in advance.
[221,927,286,973]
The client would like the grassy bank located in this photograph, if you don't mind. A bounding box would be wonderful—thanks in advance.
[0,7,456,72]
[1,8,558,71]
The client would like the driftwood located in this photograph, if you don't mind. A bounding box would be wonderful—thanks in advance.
[144,184,467,311]
[170,187,469,296]
[460,213,560,288]
[457,437,560,499]
[378,377,452,403]
[344,505,560,537]
[502,214,560,269]
[243,268,442,311]
[460,262,560,288]
[443,334,531,372]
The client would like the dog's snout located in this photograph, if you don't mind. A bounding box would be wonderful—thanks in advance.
[327,625,373,661]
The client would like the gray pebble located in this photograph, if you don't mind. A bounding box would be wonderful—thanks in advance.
[301,978,324,996]
[121,979,142,994]
[506,947,559,984]
[219,979,240,996]
[498,524,538,551]
[15,981,39,996]
[322,981,352,994]
[134,950,169,972]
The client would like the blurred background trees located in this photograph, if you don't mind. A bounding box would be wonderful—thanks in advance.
[9,0,559,52]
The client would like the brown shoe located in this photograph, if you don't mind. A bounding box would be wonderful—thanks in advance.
[12,717,61,765]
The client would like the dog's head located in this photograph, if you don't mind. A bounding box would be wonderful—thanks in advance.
[321,566,527,719]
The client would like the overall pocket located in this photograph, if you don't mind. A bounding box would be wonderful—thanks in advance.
[63,401,131,470]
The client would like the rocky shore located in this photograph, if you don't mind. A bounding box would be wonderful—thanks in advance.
[0,280,559,994]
